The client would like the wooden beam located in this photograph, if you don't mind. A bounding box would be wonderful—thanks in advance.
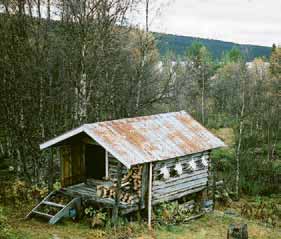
[140,164,148,208]
[105,150,109,179]
[112,161,122,225]
[148,162,153,228]
[82,144,86,183]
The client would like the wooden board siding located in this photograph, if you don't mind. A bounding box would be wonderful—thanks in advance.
[60,145,71,187]
[152,152,209,204]
[60,143,85,187]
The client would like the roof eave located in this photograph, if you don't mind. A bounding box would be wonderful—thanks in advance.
[39,125,86,150]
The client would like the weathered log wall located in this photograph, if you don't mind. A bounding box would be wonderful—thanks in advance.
[152,152,209,204]
[108,154,128,181]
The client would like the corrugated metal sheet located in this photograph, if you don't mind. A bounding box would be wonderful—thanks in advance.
[40,111,225,168]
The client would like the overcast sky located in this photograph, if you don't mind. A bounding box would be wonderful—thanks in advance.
[130,0,281,46]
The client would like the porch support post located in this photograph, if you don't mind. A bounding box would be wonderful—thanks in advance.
[140,163,148,209]
[112,161,122,225]
[105,150,109,179]
[148,162,153,229]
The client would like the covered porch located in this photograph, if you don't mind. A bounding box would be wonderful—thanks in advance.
[61,178,141,214]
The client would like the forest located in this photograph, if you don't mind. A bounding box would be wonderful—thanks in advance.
[155,32,271,61]
[0,0,281,238]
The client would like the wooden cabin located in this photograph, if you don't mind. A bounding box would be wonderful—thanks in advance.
[40,111,225,222]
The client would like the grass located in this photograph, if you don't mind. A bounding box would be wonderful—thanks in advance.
[2,204,281,239]
[154,212,281,239]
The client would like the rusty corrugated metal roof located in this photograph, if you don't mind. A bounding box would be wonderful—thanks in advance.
[40,111,225,168]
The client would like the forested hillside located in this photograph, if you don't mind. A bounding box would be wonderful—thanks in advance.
[155,33,271,61]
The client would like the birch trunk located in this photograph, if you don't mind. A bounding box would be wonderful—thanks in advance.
[75,39,88,123]
[235,80,245,200]
[136,0,149,110]
[201,75,205,124]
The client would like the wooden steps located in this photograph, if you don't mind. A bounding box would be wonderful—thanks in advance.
[26,190,81,225]
[33,210,53,218]
[42,201,64,208]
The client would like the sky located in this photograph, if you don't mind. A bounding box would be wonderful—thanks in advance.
[130,0,281,47]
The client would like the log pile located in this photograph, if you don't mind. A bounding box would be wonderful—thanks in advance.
[96,165,143,204]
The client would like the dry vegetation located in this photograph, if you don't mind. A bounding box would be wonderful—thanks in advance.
[1,200,281,239]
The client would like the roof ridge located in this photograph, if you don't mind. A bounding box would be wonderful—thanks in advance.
[88,111,187,126]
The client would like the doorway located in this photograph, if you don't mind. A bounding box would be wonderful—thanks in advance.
[85,144,105,180]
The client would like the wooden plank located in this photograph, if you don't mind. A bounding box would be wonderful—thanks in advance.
[108,157,128,181]
[112,161,122,224]
[60,145,72,187]
[25,191,55,219]
[67,187,96,196]
[140,164,148,208]
[153,186,206,204]
[148,162,153,228]
[153,181,207,200]
[71,143,83,183]
[153,182,207,203]
[105,150,109,179]
[153,169,208,187]
[43,201,64,208]
[49,197,81,224]
[33,210,53,218]
[82,144,86,182]
[153,178,207,197]
[152,172,208,191]
[94,197,128,208]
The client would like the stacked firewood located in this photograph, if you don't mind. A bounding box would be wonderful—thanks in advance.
[96,165,143,204]
[122,165,142,197]
[96,185,116,198]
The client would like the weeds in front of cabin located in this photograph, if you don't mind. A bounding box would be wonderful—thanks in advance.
[154,200,201,226]
[240,196,281,227]
[0,180,48,208]
[1,180,281,239]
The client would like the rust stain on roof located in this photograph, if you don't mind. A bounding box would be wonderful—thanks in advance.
[87,111,226,167]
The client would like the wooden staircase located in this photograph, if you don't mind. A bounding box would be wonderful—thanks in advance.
[26,190,81,225]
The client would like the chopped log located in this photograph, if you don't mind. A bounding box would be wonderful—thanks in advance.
[227,224,248,239]
[121,182,130,188]
[97,164,144,205]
